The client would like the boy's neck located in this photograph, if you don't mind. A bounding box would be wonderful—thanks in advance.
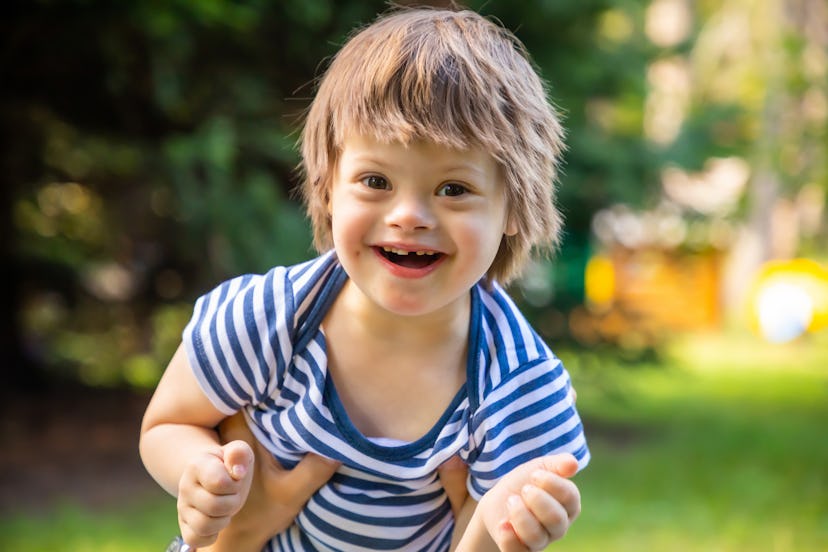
[329,280,471,347]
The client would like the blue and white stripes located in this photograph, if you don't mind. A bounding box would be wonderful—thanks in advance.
[184,252,589,551]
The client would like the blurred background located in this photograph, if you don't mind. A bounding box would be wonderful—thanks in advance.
[1,0,826,550]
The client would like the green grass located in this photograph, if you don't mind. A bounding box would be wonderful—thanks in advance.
[0,496,178,551]
[561,330,828,552]
[1,331,826,551]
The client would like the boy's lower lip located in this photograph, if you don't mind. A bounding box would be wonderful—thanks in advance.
[371,246,445,278]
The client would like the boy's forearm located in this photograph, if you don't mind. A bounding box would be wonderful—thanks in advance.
[139,343,230,497]
[139,422,221,496]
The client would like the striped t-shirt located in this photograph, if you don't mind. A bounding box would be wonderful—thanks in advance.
[184,252,589,551]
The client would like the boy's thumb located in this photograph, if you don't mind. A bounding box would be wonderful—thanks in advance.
[222,440,254,481]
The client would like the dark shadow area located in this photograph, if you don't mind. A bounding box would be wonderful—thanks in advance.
[0,385,166,515]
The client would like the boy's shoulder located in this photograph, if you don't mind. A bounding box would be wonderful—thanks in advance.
[467,284,568,411]
[193,252,339,327]
[283,250,338,283]
[471,281,561,401]
[474,280,550,357]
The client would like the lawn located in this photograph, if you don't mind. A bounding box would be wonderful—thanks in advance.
[1,331,825,551]
[562,330,828,552]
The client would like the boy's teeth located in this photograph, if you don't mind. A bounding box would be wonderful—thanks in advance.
[382,247,408,255]
[382,247,435,256]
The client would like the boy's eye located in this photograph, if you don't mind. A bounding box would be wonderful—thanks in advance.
[437,183,468,197]
[362,175,389,190]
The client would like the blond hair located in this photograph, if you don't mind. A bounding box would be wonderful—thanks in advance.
[299,6,565,283]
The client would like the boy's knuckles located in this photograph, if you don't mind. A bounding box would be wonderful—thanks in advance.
[543,507,568,532]
[186,511,228,537]
[198,494,242,518]
[566,494,582,521]
[200,466,235,493]
[530,471,579,508]
[179,516,218,546]
[546,520,569,542]
[556,481,581,514]
[511,519,549,551]
[499,532,531,552]
[519,530,550,551]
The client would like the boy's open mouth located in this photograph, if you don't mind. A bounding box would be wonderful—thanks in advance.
[377,246,442,269]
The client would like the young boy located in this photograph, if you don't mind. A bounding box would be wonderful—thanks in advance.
[140,6,589,552]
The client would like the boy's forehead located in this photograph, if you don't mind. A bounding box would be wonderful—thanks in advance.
[338,132,495,161]
[336,133,505,183]
[337,130,489,154]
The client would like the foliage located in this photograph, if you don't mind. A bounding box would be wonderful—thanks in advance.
[6,0,390,387]
[3,0,826,387]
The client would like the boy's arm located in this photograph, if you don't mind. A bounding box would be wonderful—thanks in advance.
[140,343,255,548]
[142,344,340,552]
[140,343,232,495]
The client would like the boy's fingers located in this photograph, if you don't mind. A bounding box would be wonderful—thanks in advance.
[507,493,550,551]
[520,484,570,542]
[222,439,255,481]
[191,452,235,495]
[540,453,578,478]
[188,485,246,517]
[496,519,530,552]
[529,469,581,522]
[178,500,224,547]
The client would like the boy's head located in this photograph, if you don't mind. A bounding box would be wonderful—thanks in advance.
[299,6,565,284]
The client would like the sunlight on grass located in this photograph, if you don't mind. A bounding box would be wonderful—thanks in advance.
[561,330,828,552]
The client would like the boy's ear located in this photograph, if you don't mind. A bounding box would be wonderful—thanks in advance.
[504,213,518,236]
[323,181,333,216]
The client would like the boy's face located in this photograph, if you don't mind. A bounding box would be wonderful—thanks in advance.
[329,133,516,317]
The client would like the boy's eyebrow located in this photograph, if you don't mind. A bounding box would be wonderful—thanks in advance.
[349,154,489,178]
[440,163,487,176]
[347,154,389,168]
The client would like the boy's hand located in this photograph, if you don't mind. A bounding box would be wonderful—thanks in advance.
[478,454,581,552]
[203,412,340,552]
[177,439,255,549]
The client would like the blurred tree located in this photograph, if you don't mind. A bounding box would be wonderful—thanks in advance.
[675,0,828,315]
[3,0,823,389]
[3,0,392,389]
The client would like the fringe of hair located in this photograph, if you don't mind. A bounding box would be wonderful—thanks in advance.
[299,6,565,283]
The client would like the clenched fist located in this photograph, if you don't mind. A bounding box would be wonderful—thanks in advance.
[176,439,255,548]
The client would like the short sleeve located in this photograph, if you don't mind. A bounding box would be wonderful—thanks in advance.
[465,357,590,500]
[182,266,294,415]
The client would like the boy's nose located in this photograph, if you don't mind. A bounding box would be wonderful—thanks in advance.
[385,194,436,231]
